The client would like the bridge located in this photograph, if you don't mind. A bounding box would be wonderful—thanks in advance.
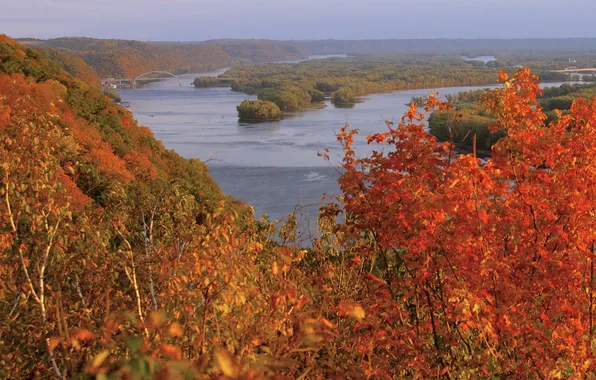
[103,71,183,88]
[102,71,238,89]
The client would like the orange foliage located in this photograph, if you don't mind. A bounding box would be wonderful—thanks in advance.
[123,151,158,181]
[88,143,133,183]
[57,171,92,208]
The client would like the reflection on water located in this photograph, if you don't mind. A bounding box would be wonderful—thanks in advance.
[461,55,497,64]
[119,72,573,242]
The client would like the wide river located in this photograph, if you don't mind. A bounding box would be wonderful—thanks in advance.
[118,63,571,242]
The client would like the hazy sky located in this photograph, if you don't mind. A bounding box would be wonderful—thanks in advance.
[3,0,596,41]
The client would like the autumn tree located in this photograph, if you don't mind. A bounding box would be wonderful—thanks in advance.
[315,69,596,377]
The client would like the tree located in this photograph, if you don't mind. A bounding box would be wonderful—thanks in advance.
[324,69,596,377]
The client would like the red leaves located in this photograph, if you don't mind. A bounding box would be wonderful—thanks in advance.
[332,68,596,377]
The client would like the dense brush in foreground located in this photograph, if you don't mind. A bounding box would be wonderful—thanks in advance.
[3,34,596,378]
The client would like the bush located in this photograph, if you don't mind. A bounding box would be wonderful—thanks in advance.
[104,89,121,103]
[332,87,356,105]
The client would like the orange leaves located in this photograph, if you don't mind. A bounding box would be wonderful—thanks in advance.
[88,143,133,183]
[215,349,239,378]
[168,322,184,337]
[498,69,509,83]
[328,68,596,377]
[57,171,92,208]
[160,344,181,360]
[71,328,97,341]
[123,151,158,181]
[366,133,387,144]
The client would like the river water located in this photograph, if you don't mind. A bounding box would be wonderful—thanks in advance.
[118,66,571,242]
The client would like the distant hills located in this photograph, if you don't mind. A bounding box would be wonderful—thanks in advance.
[21,37,235,78]
[17,37,596,79]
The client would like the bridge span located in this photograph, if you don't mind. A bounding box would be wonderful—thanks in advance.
[103,70,182,88]
[102,71,237,89]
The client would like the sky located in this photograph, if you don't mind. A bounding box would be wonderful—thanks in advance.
[3,0,596,41]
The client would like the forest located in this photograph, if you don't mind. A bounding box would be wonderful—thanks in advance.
[5,33,596,379]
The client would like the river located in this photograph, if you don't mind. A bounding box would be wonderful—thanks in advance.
[118,65,572,243]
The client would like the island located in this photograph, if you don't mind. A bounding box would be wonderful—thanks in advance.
[236,99,282,122]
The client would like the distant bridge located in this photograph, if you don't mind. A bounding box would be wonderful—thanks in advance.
[102,71,238,88]
[134,71,180,82]
[103,71,183,87]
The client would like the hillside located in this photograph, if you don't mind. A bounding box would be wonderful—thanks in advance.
[201,39,310,63]
[28,37,236,78]
[0,35,253,377]
[20,38,312,79]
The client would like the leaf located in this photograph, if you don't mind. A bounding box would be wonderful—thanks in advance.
[150,309,168,327]
[215,349,239,378]
[91,350,110,368]
[339,301,366,321]
[71,329,97,341]
[350,305,366,321]
[126,335,143,353]
[168,322,184,337]
[48,336,60,352]
[160,344,181,360]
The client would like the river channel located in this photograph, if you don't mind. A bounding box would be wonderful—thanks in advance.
[118,59,571,242]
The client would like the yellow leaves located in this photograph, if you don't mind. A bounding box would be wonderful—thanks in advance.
[350,306,366,321]
[472,303,481,315]
[339,301,366,321]
[215,349,239,378]
[90,350,110,369]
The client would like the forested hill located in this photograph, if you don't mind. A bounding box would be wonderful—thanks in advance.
[0,34,243,375]
[200,39,310,63]
[22,37,236,78]
[19,37,312,78]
